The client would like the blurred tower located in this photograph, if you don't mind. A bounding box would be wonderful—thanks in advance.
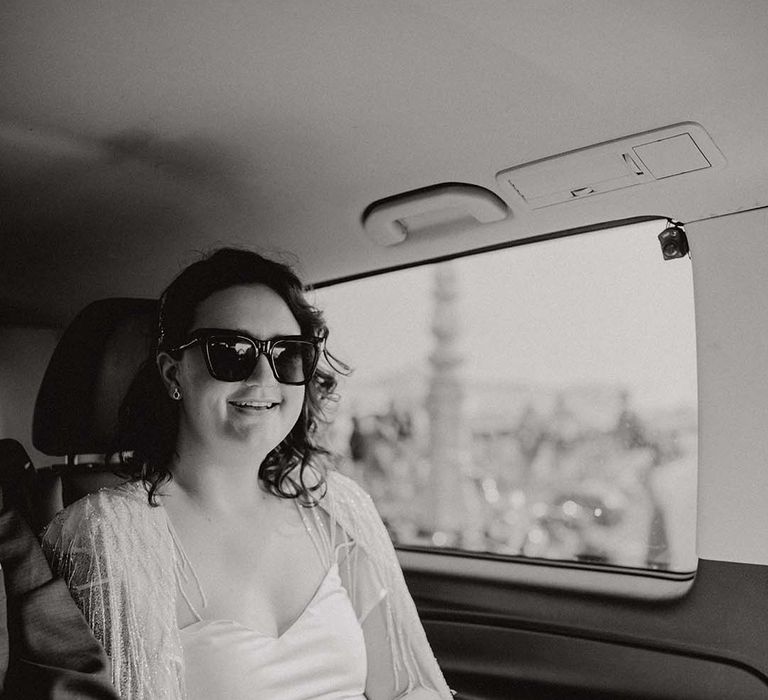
[425,262,474,542]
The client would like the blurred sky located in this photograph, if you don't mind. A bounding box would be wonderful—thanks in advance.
[312,220,697,414]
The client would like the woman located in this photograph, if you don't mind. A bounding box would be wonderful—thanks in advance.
[42,248,452,700]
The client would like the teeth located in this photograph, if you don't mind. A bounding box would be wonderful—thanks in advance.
[231,401,276,408]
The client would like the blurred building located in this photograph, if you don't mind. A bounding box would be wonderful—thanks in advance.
[328,269,697,570]
[424,262,476,544]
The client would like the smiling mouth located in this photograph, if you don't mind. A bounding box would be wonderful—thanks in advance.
[228,400,280,410]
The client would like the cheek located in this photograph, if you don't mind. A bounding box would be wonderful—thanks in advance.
[177,351,208,388]
[181,387,225,426]
[283,387,306,425]
[179,363,227,416]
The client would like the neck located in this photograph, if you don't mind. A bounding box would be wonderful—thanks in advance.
[167,436,272,515]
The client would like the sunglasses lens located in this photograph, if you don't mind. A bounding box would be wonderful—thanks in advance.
[202,335,319,383]
[206,336,255,381]
[271,340,318,384]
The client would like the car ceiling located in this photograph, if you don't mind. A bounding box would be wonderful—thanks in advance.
[1,1,767,326]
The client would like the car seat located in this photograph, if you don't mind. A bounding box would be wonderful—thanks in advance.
[31,298,157,515]
[0,439,44,532]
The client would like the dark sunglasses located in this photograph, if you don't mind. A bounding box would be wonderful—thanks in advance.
[167,328,325,385]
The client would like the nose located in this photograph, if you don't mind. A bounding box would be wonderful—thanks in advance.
[246,351,277,385]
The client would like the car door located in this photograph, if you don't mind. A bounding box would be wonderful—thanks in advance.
[315,209,768,699]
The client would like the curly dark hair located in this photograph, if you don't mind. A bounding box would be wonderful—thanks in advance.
[116,247,345,506]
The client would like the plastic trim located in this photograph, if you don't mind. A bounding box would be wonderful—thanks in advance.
[397,546,696,601]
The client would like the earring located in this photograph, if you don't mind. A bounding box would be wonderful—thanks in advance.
[171,387,182,401]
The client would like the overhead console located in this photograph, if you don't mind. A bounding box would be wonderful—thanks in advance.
[495,122,725,210]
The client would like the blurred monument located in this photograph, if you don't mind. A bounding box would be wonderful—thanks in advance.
[425,262,479,545]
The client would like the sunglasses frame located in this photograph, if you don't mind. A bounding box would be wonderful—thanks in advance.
[167,327,325,385]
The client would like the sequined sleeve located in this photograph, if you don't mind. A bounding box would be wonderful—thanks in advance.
[42,486,185,700]
[323,471,453,699]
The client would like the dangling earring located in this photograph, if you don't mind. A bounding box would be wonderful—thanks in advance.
[171,386,182,401]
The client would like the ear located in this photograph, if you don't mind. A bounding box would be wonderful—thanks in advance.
[156,351,182,394]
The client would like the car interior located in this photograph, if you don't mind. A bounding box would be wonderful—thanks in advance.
[2,2,768,698]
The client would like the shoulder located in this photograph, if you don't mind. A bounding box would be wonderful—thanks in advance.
[322,469,394,546]
[43,481,176,588]
[43,481,159,547]
[55,480,151,523]
[324,469,382,522]
[325,469,375,504]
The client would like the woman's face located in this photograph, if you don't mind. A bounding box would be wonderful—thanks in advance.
[170,283,306,459]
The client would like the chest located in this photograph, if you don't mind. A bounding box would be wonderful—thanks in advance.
[171,502,329,636]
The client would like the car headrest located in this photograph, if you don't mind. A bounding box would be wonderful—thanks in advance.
[0,438,32,482]
[33,298,158,457]
[0,438,60,531]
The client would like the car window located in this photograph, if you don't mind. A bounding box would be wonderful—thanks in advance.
[314,220,697,573]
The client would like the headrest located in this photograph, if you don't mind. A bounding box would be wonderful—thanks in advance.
[33,298,157,456]
[0,438,53,531]
[0,437,32,474]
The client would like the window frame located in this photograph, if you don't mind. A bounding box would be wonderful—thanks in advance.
[315,215,698,597]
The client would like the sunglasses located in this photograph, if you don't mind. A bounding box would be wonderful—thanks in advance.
[168,328,325,385]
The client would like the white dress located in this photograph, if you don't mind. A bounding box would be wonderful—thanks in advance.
[181,563,367,700]
[42,470,452,700]
[176,497,369,700]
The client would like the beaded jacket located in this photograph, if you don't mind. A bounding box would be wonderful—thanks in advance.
[41,470,452,700]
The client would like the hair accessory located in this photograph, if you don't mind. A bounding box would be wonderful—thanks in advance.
[171,387,182,401]
[157,290,169,350]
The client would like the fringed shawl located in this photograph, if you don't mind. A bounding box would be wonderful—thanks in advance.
[42,471,452,699]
